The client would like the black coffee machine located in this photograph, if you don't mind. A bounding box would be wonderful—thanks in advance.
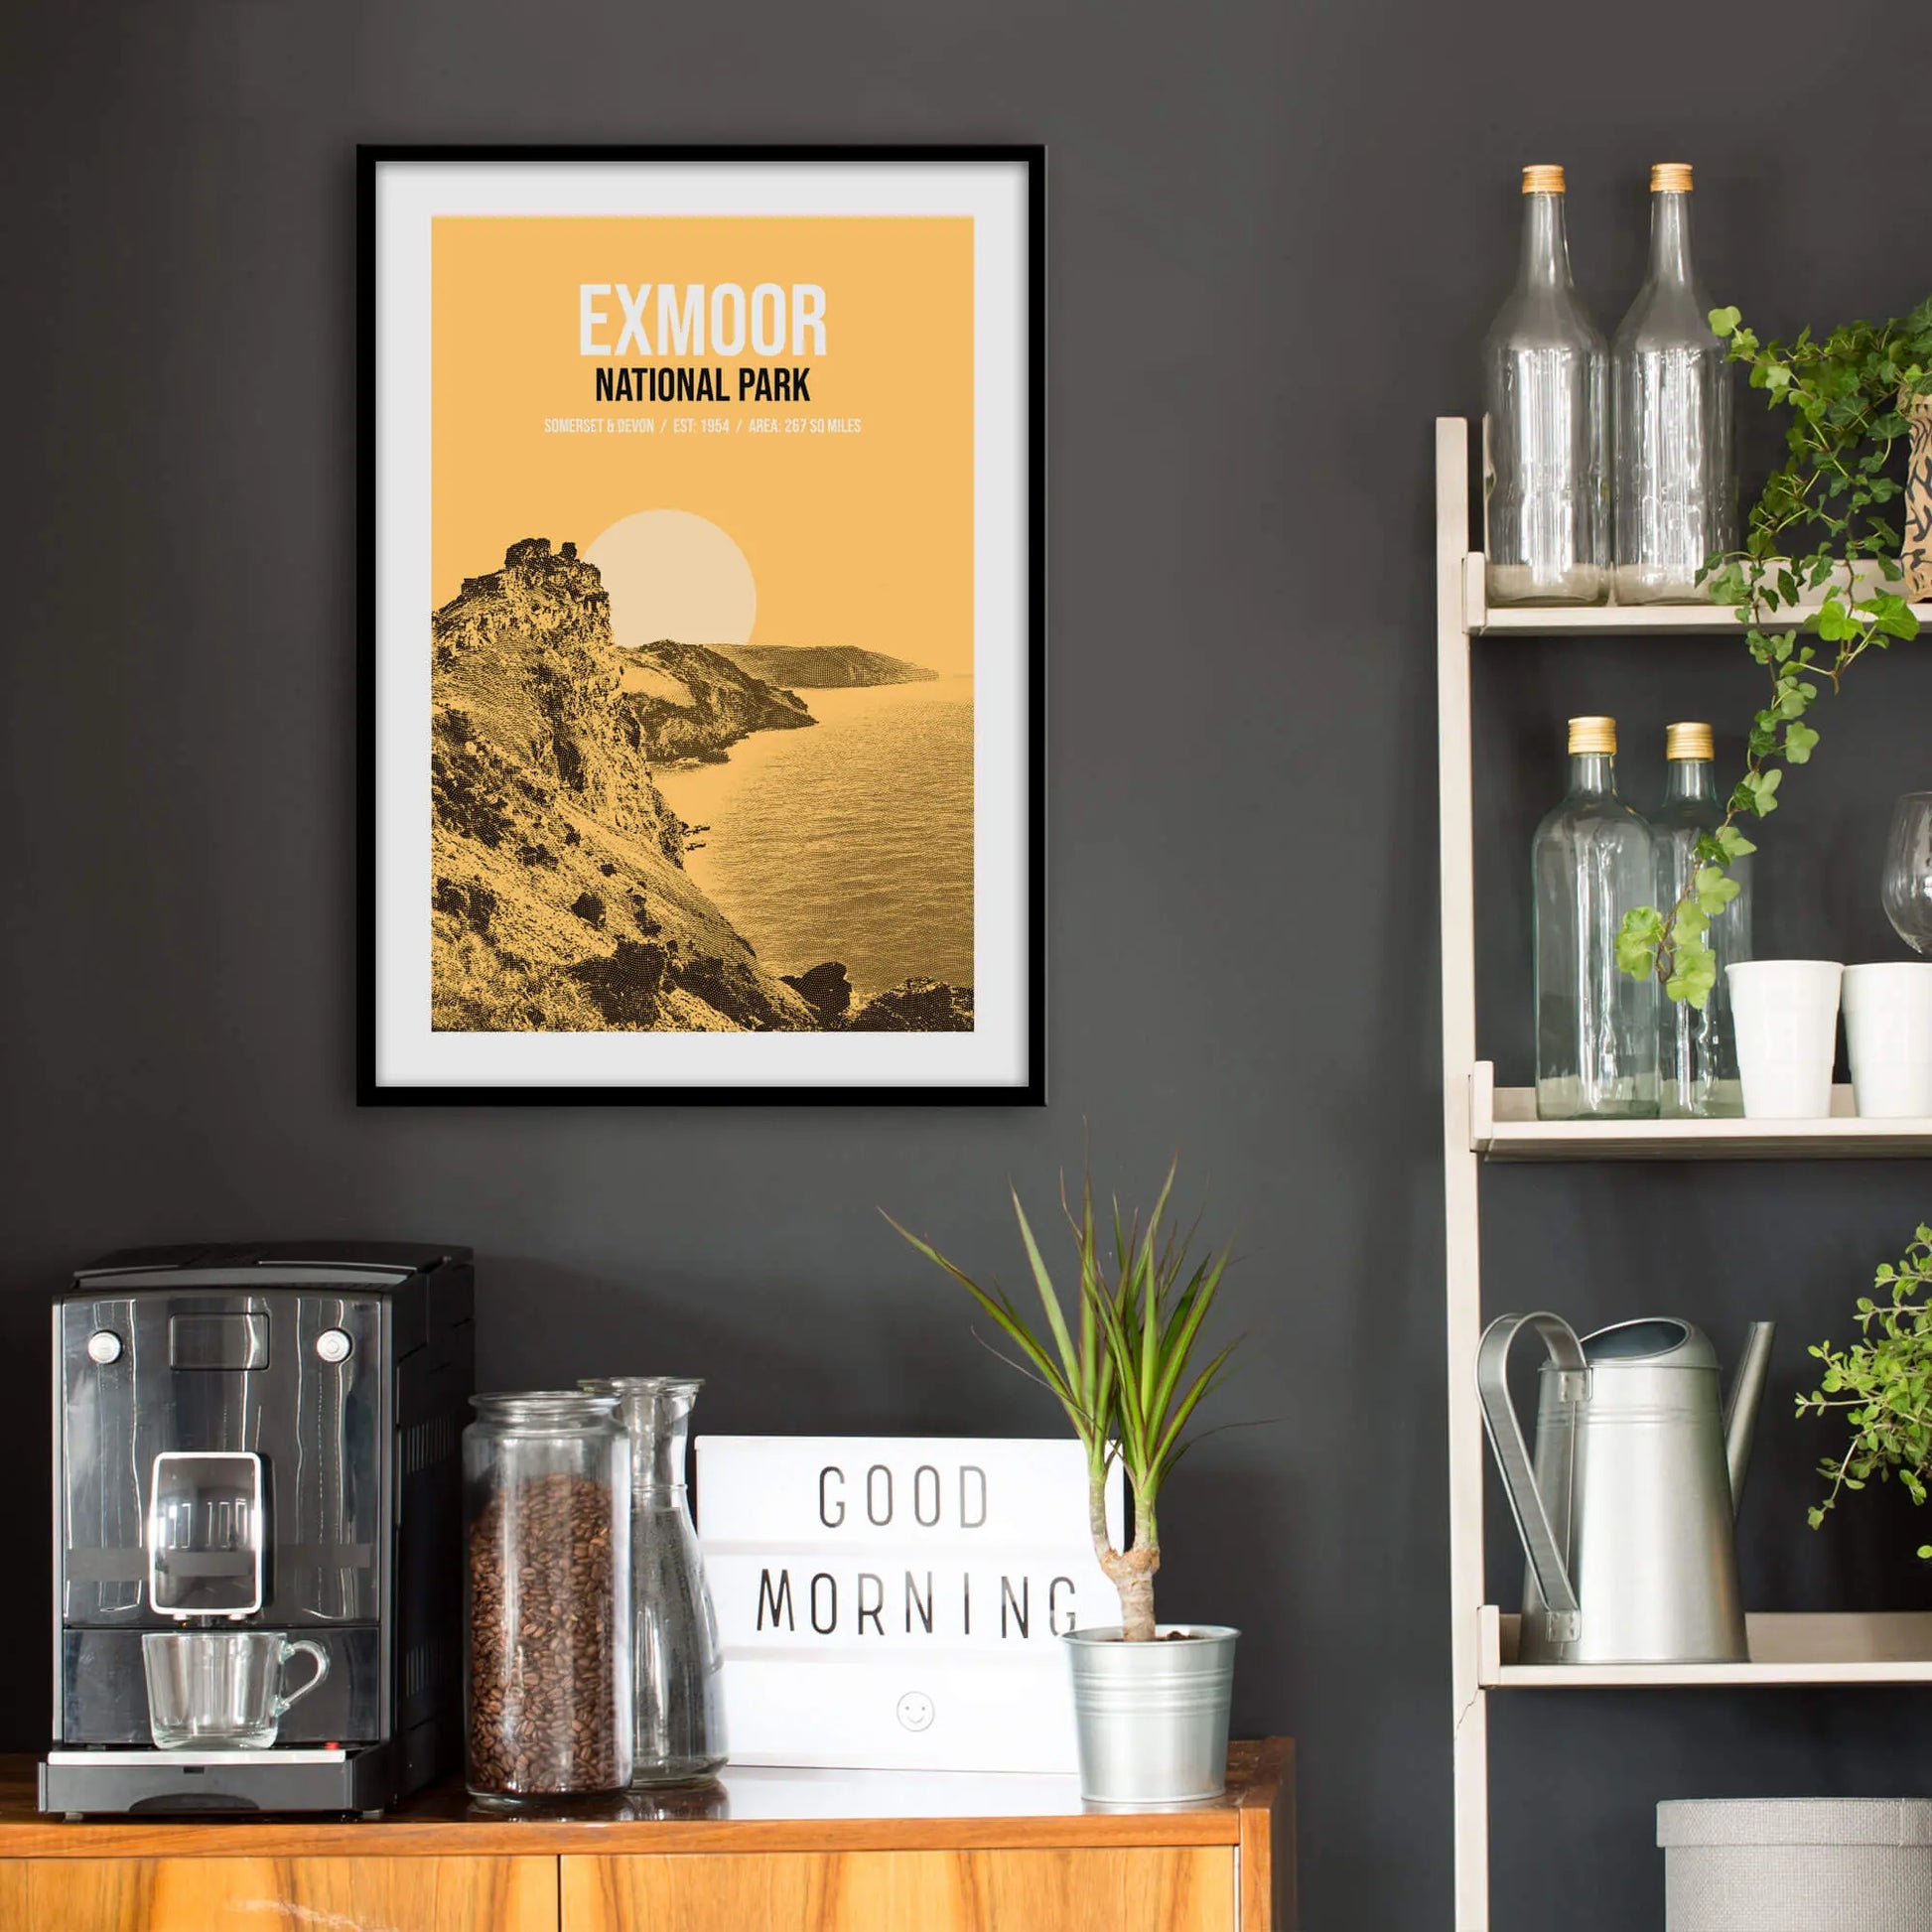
[42,1243,474,1816]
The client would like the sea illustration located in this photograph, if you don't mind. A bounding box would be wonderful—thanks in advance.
[428,510,974,1034]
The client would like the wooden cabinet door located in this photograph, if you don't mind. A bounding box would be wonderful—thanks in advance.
[562,1848,1236,1932]
[0,1856,559,1932]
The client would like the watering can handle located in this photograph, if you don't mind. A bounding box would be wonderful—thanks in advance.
[1475,1312,1586,1619]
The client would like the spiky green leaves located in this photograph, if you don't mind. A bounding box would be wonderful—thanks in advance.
[886,1160,1242,1570]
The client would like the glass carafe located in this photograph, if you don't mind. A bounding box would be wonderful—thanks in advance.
[1533,716,1660,1119]
[583,1377,729,1785]
[1654,724,1749,1116]
[1612,164,1735,603]
[1483,165,1609,606]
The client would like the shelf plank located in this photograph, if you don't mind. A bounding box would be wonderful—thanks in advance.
[1461,552,1932,638]
[1477,603,1932,638]
[1480,1607,1932,1688]
[1469,1065,1932,1161]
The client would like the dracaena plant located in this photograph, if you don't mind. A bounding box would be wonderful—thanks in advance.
[1615,297,1930,1007]
[1798,1227,1932,1555]
[887,1161,1239,1642]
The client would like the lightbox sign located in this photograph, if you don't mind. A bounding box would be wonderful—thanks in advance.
[696,1436,1126,1772]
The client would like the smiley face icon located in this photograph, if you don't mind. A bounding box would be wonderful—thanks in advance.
[896,1691,935,1732]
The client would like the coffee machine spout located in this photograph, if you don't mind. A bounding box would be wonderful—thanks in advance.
[1723,1322,1776,1512]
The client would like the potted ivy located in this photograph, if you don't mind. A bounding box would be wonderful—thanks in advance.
[1799,1225,1932,1548]
[888,1161,1243,1806]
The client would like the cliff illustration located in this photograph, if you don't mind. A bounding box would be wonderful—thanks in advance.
[713,643,939,689]
[430,538,971,1035]
[618,636,814,760]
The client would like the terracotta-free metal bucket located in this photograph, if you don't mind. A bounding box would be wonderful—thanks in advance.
[1063,1624,1238,1806]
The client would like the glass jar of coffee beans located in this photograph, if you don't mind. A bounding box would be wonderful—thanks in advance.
[463,1392,631,1804]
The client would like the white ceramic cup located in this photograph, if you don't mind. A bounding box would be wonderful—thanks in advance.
[1726,960,1845,1119]
[1843,963,1932,1118]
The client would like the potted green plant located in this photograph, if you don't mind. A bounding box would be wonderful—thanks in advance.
[887,1161,1244,1805]
[1798,1226,1932,1549]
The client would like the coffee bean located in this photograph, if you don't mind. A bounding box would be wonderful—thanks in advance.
[467,1469,622,1797]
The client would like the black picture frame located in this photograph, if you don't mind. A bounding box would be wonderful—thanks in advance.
[358,144,1045,1106]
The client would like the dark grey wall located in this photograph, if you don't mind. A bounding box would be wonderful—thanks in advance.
[4,1,1930,1923]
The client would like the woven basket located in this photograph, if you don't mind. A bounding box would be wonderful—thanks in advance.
[1905,387,1931,602]
[1659,1799,1932,1931]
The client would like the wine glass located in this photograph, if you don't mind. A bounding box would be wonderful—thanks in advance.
[1882,793,1932,955]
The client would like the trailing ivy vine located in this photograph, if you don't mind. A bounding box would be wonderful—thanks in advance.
[1631,307,1932,1556]
[1614,297,1932,1006]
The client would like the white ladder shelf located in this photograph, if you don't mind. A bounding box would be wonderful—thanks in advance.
[1433,416,1932,1929]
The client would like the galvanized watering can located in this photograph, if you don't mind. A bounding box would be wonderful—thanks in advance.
[1476,1314,1774,1666]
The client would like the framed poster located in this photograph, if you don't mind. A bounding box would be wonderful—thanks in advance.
[359,146,1043,1103]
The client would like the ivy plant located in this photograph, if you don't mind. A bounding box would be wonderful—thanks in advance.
[1615,297,1932,1006]
[1798,1228,1932,1555]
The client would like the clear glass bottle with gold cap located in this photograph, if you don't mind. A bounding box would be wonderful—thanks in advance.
[1654,722,1750,1116]
[1483,164,1609,605]
[1612,164,1735,603]
[1533,716,1659,1119]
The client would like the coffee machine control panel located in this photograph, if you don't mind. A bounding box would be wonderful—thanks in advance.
[168,1311,271,1370]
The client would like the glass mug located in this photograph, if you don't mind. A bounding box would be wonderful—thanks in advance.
[142,1629,331,1749]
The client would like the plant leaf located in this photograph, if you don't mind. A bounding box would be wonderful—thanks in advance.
[1010,1186,1081,1394]
[884,1211,1090,1444]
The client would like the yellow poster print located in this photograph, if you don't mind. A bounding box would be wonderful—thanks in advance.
[427,215,976,1036]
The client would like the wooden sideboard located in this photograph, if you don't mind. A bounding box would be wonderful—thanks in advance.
[0,1739,1295,1932]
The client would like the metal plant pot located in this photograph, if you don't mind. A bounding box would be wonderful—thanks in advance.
[1063,1624,1238,1806]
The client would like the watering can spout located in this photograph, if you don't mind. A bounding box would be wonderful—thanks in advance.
[1724,1322,1776,1512]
